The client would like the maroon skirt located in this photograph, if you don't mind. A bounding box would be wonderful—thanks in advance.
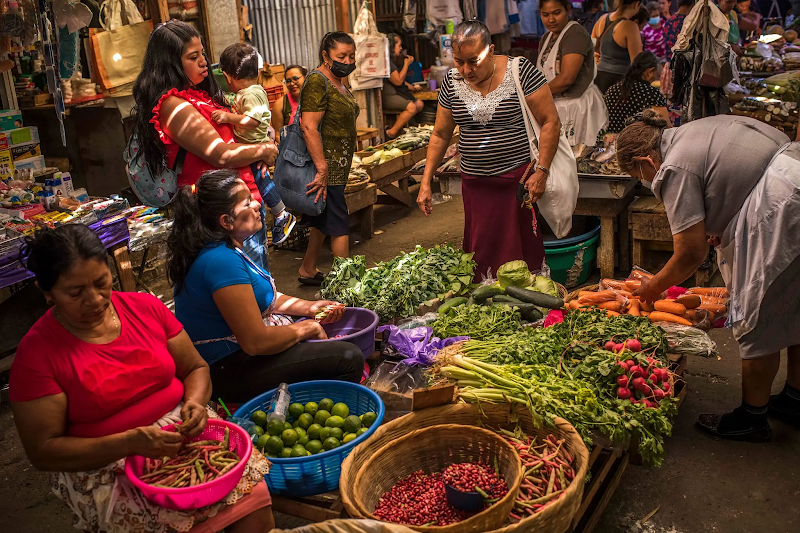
[461,164,545,281]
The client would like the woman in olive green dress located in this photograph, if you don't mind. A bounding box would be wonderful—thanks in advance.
[298,32,360,286]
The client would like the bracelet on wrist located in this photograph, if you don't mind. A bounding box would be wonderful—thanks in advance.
[536,165,550,176]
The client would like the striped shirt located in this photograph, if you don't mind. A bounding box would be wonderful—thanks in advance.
[438,57,547,177]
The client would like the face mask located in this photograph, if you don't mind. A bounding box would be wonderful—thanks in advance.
[329,60,356,78]
[649,16,661,25]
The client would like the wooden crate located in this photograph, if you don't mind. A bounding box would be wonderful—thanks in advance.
[572,447,630,533]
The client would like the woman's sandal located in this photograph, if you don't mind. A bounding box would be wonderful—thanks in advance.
[298,271,325,286]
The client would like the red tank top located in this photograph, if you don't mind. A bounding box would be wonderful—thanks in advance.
[151,88,262,203]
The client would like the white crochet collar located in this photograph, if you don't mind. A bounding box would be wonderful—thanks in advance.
[452,62,516,126]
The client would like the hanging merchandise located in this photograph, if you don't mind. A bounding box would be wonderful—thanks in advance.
[53,0,93,32]
[38,0,68,145]
[90,20,152,90]
[485,0,506,34]
[53,0,92,80]
[463,0,477,21]
[403,0,417,31]
[670,0,733,122]
[99,0,143,31]
[349,2,390,90]
[426,0,463,30]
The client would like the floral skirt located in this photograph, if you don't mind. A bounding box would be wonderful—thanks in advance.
[52,405,271,533]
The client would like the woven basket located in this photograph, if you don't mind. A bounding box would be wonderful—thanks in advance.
[341,403,589,533]
[555,282,568,301]
[352,424,523,533]
[345,174,370,193]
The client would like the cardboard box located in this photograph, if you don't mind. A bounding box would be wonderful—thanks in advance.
[0,127,40,150]
[12,155,45,172]
[0,149,12,180]
[11,141,41,162]
[0,110,23,132]
[259,63,285,88]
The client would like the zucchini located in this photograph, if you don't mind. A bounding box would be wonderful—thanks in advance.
[471,285,505,303]
[490,302,543,322]
[505,286,564,309]
[493,295,525,304]
[438,297,467,315]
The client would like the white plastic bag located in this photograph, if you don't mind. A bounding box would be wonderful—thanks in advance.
[99,0,143,31]
[351,3,390,81]
[511,56,578,239]
[426,0,463,28]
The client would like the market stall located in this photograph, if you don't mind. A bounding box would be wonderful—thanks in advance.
[186,248,720,532]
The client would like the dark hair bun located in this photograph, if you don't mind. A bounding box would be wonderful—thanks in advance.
[626,109,669,130]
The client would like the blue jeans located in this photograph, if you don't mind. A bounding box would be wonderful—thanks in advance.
[242,203,269,273]
[251,163,283,214]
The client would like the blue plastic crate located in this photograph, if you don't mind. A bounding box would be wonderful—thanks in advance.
[236,380,385,497]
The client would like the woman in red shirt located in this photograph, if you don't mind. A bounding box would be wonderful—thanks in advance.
[131,21,278,270]
[9,225,273,533]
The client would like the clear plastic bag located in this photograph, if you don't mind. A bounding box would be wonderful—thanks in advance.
[365,362,430,421]
[659,323,718,358]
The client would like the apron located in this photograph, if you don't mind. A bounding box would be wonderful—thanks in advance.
[718,142,800,345]
[537,22,608,147]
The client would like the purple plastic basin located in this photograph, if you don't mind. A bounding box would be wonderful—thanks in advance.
[305,307,379,358]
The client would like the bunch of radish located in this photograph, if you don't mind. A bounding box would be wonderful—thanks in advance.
[603,338,673,408]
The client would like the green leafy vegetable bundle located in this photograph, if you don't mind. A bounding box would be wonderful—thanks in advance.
[320,244,476,321]
[436,310,676,466]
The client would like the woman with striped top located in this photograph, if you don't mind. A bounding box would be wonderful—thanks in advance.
[417,20,561,280]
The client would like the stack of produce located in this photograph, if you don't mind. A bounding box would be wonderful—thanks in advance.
[360,147,405,166]
[739,55,784,72]
[372,462,509,526]
[495,428,577,520]
[139,427,240,487]
[383,125,433,151]
[320,244,476,322]
[250,398,378,457]
[436,309,678,466]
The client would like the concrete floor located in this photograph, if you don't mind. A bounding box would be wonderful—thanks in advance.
[1,194,798,533]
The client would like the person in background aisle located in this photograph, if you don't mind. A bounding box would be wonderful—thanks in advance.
[592,0,644,92]
[604,51,670,133]
[643,1,668,61]
[659,0,672,21]
[215,43,297,246]
[384,33,424,140]
[131,21,277,271]
[417,20,561,279]
[718,0,759,53]
[297,32,360,286]
[735,0,763,41]
[617,111,800,442]
[630,6,651,30]
[169,171,364,402]
[538,0,608,147]
[10,224,274,533]
[270,65,307,143]
[577,0,607,34]
[664,0,695,62]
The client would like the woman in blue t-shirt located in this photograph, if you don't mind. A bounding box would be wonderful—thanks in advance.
[168,170,364,402]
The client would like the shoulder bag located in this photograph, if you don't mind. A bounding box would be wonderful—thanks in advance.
[511,57,578,239]
[273,70,328,216]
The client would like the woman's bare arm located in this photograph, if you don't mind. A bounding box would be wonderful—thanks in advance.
[271,98,284,142]
[620,21,644,60]
[159,96,277,168]
[547,54,585,96]
[300,110,328,175]
[417,106,456,214]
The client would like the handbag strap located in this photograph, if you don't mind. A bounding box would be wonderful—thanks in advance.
[511,57,540,168]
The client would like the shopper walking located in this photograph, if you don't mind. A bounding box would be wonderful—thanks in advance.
[592,0,644,92]
[296,31,360,286]
[417,20,561,279]
[616,111,800,441]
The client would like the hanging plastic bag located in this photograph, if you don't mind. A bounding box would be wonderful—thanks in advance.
[99,0,143,31]
[351,3,390,81]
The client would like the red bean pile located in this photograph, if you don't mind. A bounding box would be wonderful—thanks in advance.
[442,462,508,499]
[374,470,483,526]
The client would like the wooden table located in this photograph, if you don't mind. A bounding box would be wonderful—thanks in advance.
[356,127,379,150]
[573,187,637,279]
[628,196,715,286]
[414,89,440,101]
[345,183,377,240]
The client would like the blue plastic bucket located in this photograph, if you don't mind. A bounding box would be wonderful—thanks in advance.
[544,220,601,287]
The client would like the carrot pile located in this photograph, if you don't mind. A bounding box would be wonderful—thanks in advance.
[495,429,576,522]
[138,427,241,488]
[566,273,729,328]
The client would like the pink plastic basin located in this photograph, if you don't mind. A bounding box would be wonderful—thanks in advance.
[124,419,252,510]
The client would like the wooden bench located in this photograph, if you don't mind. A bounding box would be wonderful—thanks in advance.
[345,183,377,240]
[356,127,379,151]
[573,187,636,279]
